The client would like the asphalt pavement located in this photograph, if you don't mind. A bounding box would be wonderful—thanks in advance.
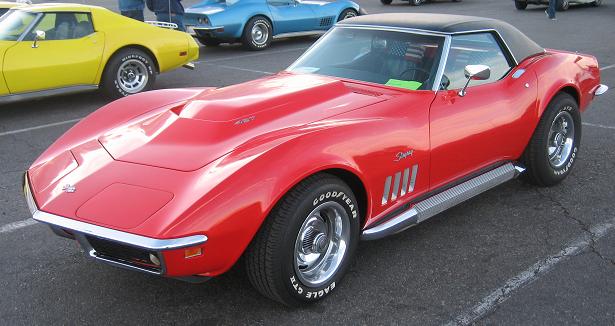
[0,0,614,325]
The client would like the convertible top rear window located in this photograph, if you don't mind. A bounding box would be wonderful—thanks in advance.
[288,27,445,91]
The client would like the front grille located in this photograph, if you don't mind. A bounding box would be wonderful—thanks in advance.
[86,236,162,273]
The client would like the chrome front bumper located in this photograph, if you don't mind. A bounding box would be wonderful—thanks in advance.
[186,25,224,36]
[23,173,207,275]
[595,84,608,96]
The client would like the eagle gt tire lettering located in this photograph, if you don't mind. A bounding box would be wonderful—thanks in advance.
[245,173,360,306]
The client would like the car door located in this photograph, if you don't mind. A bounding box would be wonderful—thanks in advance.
[428,32,538,190]
[3,11,103,94]
[266,0,317,34]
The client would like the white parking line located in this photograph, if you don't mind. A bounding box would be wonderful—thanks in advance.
[202,63,274,75]
[583,122,615,130]
[0,118,82,137]
[600,64,615,71]
[196,46,308,64]
[445,216,615,326]
[0,218,37,234]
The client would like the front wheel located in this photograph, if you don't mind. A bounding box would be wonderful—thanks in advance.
[101,48,156,99]
[522,93,581,186]
[242,16,272,51]
[338,8,358,21]
[245,174,360,306]
[515,0,527,9]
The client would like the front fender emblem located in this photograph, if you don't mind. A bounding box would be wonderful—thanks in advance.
[62,184,76,193]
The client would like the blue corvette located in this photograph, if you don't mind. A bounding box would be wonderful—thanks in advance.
[184,0,365,50]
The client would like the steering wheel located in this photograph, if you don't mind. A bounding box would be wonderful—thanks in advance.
[398,67,431,84]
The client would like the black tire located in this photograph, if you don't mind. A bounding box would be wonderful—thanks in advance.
[242,16,272,51]
[452,0,462,2]
[101,48,156,99]
[196,37,221,47]
[515,0,527,9]
[522,93,581,187]
[338,8,358,22]
[410,0,422,5]
[556,0,569,11]
[381,0,393,4]
[245,174,361,306]
[592,0,602,6]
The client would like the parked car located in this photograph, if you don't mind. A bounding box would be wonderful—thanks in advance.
[184,0,366,50]
[514,0,602,10]
[25,13,607,306]
[381,0,461,6]
[0,3,199,102]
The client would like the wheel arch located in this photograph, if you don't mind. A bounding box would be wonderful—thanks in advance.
[100,44,160,81]
[241,13,275,37]
[538,83,580,118]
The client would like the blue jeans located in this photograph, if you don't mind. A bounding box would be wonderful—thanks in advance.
[155,12,185,31]
[547,0,556,18]
[121,10,144,22]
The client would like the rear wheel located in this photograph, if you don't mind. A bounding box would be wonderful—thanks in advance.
[338,8,358,21]
[242,16,272,51]
[592,0,602,6]
[515,0,527,9]
[522,93,581,186]
[381,0,393,4]
[245,174,360,306]
[556,0,569,11]
[101,48,156,99]
[410,0,422,5]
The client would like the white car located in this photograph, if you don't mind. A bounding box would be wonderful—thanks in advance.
[514,0,602,11]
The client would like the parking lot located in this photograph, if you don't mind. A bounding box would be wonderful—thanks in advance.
[1,0,614,324]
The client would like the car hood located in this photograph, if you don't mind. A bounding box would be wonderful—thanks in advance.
[98,73,386,171]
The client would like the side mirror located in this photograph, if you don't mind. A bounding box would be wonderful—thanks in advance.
[458,64,490,97]
[32,30,45,48]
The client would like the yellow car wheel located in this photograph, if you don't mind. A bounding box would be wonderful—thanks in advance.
[101,48,156,98]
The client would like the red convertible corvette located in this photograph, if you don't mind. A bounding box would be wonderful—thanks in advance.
[25,14,607,305]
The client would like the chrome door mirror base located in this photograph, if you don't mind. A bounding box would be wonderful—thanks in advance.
[458,64,491,97]
[32,30,45,48]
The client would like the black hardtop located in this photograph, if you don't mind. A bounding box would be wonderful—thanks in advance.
[341,13,544,63]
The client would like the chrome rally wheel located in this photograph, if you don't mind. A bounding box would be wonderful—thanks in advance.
[245,174,360,306]
[242,16,272,50]
[338,9,358,22]
[547,110,575,169]
[294,202,351,287]
[116,59,149,94]
[251,21,269,46]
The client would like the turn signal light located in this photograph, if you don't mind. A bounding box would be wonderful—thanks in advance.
[184,247,203,258]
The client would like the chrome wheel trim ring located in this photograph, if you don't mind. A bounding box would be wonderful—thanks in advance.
[293,201,350,287]
[342,11,357,20]
[562,0,569,9]
[251,21,269,46]
[116,59,148,94]
[547,109,575,168]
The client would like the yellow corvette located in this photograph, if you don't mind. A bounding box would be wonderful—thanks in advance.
[0,3,199,101]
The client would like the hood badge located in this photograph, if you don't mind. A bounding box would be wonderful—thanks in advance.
[394,149,414,162]
[62,184,76,193]
[234,116,255,126]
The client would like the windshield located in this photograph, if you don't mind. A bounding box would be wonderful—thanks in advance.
[288,27,445,91]
[226,0,240,5]
[0,10,37,41]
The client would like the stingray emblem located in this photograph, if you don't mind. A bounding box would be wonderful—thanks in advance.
[62,184,76,193]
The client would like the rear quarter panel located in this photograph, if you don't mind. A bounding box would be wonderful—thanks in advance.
[92,8,198,82]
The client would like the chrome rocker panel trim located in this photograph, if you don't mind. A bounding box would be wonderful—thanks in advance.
[0,85,99,103]
[362,162,525,240]
[24,174,207,275]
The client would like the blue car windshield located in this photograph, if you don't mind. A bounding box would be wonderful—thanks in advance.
[288,27,445,91]
[0,10,37,41]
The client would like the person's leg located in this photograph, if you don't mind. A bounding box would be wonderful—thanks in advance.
[547,0,556,19]
[172,14,185,31]
[121,10,144,21]
[155,12,170,24]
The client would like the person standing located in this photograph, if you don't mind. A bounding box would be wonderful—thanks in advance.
[146,0,185,31]
[119,0,145,22]
[545,0,557,20]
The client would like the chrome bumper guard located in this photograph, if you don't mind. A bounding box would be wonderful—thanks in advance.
[23,173,207,275]
[594,84,608,96]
